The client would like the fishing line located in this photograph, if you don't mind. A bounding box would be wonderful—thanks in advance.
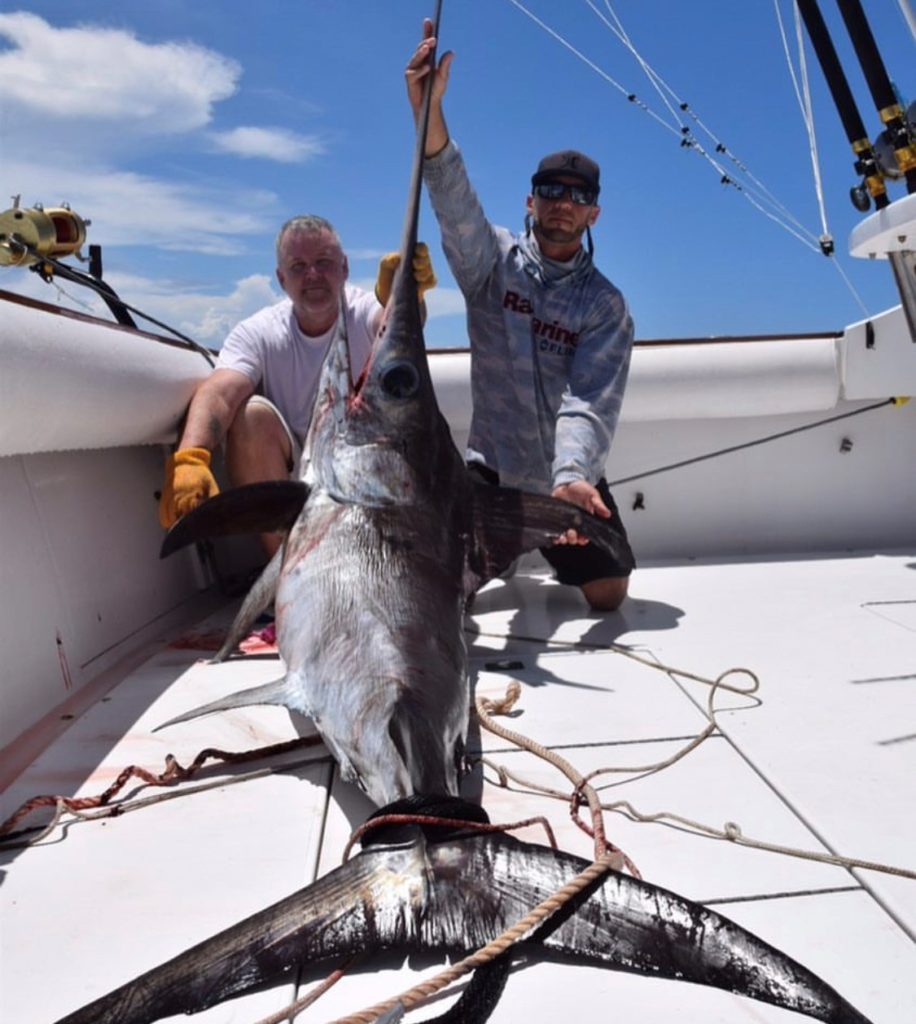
[591,0,847,258]
[504,0,681,137]
[772,1,872,313]
[506,0,880,315]
[507,1,815,234]
[588,0,685,130]
[776,0,832,241]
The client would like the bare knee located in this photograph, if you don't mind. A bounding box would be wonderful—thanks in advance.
[580,576,629,611]
[226,400,292,486]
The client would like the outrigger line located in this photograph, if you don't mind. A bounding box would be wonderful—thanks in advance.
[506,0,839,256]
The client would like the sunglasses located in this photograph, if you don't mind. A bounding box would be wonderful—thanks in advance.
[533,182,597,206]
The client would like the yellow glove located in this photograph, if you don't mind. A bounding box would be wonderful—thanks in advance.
[412,241,437,298]
[374,242,437,307]
[158,447,220,529]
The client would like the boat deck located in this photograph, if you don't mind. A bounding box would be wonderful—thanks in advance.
[2,549,914,1023]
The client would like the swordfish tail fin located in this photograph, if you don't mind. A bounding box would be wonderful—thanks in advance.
[51,809,873,1024]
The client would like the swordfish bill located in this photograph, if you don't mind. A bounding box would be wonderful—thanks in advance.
[154,0,632,806]
[63,1,876,1020]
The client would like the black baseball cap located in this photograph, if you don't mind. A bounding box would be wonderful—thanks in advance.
[531,150,600,195]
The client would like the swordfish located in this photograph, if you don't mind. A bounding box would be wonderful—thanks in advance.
[52,8,872,1023]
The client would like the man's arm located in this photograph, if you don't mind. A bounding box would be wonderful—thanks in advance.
[178,368,255,452]
[550,295,634,539]
[159,369,254,528]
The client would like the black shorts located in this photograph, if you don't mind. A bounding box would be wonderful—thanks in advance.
[467,463,636,586]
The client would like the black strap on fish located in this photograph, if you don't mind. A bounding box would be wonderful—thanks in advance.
[417,955,511,1024]
[363,794,511,1024]
[362,793,490,846]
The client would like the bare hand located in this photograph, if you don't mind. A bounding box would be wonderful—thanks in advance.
[405,17,453,138]
[551,480,611,545]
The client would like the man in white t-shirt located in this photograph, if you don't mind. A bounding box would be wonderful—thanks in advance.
[158,215,435,554]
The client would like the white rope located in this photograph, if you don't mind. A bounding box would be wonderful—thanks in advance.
[475,644,915,882]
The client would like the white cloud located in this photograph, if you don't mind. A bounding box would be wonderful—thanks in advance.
[209,126,325,163]
[1,158,278,256]
[172,274,281,343]
[0,12,239,133]
[5,267,281,346]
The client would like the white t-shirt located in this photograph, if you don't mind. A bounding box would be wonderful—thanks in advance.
[217,285,378,443]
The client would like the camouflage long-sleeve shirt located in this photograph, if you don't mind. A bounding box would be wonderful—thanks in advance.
[424,140,633,493]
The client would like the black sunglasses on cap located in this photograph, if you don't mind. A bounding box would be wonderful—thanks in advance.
[533,182,597,206]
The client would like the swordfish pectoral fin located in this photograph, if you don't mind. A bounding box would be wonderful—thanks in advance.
[159,481,309,558]
[425,833,873,1024]
[153,675,298,732]
[470,482,634,585]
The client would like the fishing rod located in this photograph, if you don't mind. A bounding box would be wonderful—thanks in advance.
[795,0,888,211]
[796,1,916,342]
[0,198,216,364]
[834,0,916,194]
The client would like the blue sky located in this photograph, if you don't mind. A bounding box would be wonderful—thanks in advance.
[1,1,912,347]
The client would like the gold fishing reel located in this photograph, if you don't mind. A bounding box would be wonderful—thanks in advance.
[0,200,88,267]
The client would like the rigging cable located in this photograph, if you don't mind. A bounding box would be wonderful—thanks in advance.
[509,0,821,247]
[776,0,832,243]
[505,0,875,315]
[606,396,903,487]
[593,0,822,246]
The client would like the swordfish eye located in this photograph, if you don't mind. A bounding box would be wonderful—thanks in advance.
[380,360,421,399]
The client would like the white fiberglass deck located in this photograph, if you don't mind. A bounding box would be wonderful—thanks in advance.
[1,549,914,1023]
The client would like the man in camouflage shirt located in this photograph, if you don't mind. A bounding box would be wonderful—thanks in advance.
[406,20,635,610]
